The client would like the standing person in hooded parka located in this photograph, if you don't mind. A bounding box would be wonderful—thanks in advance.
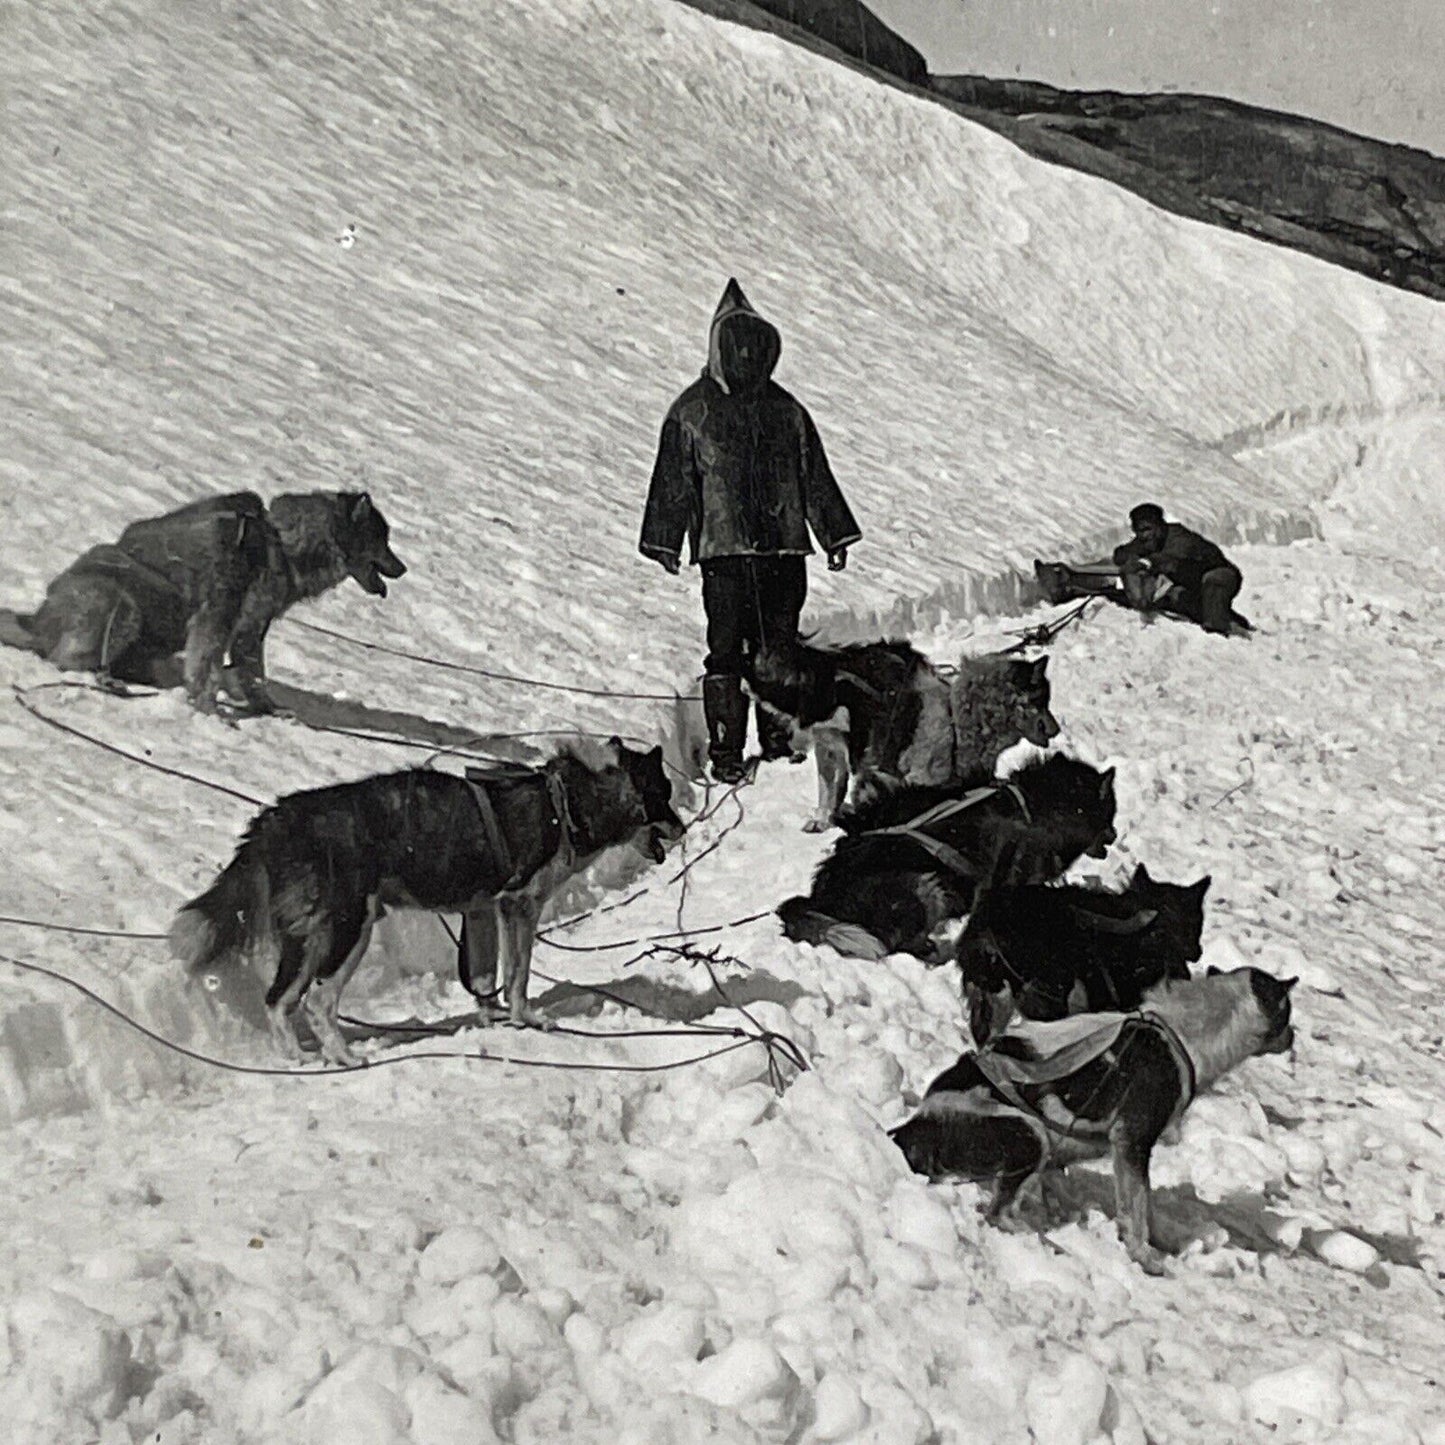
[639,279,862,784]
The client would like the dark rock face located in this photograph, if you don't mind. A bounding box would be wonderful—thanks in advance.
[931,77,1445,301]
[678,0,928,88]
[748,0,927,86]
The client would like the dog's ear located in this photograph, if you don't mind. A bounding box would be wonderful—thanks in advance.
[1098,766,1115,796]
[1131,861,1151,885]
[607,734,625,753]
[1282,975,1299,991]
[1206,964,1221,976]
[1030,656,1049,683]
[647,745,663,763]
[348,492,375,522]
[1192,874,1212,899]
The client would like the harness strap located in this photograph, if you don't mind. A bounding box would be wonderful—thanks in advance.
[1137,1009,1198,1126]
[461,764,576,893]
[545,768,577,873]
[464,777,517,887]
[79,546,188,599]
[861,779,1033,875]
[835,668,885,702]
[972,1011,1197,1143]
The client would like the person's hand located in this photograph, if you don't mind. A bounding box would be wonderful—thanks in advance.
[658,554,681,576]
[827,548,848,572]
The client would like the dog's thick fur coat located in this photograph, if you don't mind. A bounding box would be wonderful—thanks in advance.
[958,863,1210,1044]
[170,740,683,1061]
[0,490,405,712]
[777,754,1118,961]
[745,640,1060,831]
[891,967,1297,1271]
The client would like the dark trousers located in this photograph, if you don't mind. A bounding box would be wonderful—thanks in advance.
[701,554,808,674]
[1164,565,1243,634]
[699,554,807,761]
[1196,564,1243,634]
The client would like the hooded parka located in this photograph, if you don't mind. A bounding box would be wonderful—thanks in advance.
[639,280,861,567]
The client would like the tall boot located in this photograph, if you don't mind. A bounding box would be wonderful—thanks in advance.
[703,674,749,784]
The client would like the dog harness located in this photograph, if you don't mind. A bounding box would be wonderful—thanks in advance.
[860,781,1033,878]
[969,1009,1197,1152]
[462,763,575,892]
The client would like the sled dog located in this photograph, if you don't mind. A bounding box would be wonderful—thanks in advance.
[171,740,684,1061]
[0,490,405,712]
[745,640,1060,832]
[891,967,1296,1272]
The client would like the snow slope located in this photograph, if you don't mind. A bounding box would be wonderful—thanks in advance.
[2,0,1445,1440]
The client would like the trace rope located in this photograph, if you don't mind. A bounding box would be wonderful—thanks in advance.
[290,619,703,703]
[1,952,779,1081]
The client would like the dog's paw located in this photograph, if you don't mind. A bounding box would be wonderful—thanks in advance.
[801,816,836,834]
[504,1006,555,1031]
[1129,1244,1171,1277]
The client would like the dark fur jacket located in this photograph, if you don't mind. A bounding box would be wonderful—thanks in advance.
[639,280,861,567]
[1112,523,1234,594]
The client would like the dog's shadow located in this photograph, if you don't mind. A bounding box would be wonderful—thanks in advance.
[265,681,545,762]
[327,972,807,1051]
[534,970,808,1023]
[1056,1171,1422,1280]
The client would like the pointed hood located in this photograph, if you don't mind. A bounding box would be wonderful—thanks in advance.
[706,278,781,395]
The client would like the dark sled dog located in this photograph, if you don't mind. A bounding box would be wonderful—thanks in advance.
[744,640,1060,832]
[959,863,1210,1046]
[776,754,1118,961]
[170,739,684,1062]
[891,967,1296,1272]
[0,490,406,713]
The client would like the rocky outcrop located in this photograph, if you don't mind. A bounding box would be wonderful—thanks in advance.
[930,77,1445,302]
[678,0,927,88]
[672,0,1445,302]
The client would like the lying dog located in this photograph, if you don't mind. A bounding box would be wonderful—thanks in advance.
[891,967,1297,1272]
[0,490,405,712]
[959,864,1210,1045]
[745,640,1059,832]
[776,754,1117,960]
[170,739,684,1061]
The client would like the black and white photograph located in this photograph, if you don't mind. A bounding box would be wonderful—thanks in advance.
[2,1,1443,1440]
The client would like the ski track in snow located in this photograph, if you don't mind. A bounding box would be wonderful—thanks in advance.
[3,0,1445,1440]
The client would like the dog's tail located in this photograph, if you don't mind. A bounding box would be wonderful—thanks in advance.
[0,609,39,652]
[776,896,888,961]
[170,838,271,984]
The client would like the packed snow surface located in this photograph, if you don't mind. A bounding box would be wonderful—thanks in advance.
[3,0,1445,1441]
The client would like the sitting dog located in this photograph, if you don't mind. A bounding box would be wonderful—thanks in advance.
[745,639,1060,832]
[0,490,406,712]
[959,864,1210,1045]
[891,967,1297,1272]
[170,739,684,1062]
[776,754,1117,961]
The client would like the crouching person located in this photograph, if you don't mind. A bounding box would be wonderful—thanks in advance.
[639,279,863,783]
[1035,502,1248,635]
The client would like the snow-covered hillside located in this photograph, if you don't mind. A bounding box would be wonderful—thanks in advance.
[2,0,1444,1441]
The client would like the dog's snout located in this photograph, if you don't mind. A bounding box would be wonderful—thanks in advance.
[380,548,407,579]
